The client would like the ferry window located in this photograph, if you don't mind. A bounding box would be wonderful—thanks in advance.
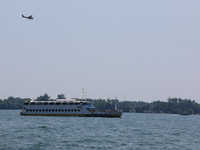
[74,109,77,112]
[55,109,57,112]
[49,103,54,105]
[49,109,51,112]
[75,103,80,105]
[55,103,60,105]
[52,109,54,112]
[62,109,64,112]
[39,109,41,112]
[43,109,45,112]
[46,109,48,112]
[68,103,73,105]
[24,103,29,105]
[26,109,29,112]
[78,109,80,112]
[36,109,38,112]
[83,103,89,105]
[68,109,70,112]
[30,109,32,112]
[30,103,35,105]
[33,109,35,112]
[65,109,67,112]
[71,109,73,112]
[43,102,48,105]
[58,109,61,112]
[62,102,67,105]
[36,103,42,105]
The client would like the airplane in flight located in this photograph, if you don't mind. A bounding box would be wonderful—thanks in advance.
[22,14,33,20]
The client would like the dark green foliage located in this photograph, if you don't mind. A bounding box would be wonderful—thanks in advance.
[57,94,66,99]
[0,97,30,109]
[134,106,143,113]
[85,97,200,114]
[152,98,200,114]
[35,93,50,101]
[94,99,106,110]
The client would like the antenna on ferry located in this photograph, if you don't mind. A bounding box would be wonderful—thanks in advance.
[82,87,84,101]
[115,95,117,110]
[84,92,87,101]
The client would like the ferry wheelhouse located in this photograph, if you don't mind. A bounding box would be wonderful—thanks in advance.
[20,99,122,117]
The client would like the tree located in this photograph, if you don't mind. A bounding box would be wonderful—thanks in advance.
[0,101,8,109]
[105,99,111,109]
[124,106,130,112]
[57,94,66,99]
[134,106,143,113]
[94,99,106,110]
[188,108,194,114]
[35,93,50,101]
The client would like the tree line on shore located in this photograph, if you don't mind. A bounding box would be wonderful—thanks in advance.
[0,94,200,115]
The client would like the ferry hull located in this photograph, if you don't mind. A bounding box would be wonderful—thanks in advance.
[20,113,122,118]
[85,114,122,117]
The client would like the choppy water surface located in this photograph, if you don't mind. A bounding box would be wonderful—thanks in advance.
[0,110,200,150]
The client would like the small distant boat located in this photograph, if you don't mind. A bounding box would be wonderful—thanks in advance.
[180,112,189,116]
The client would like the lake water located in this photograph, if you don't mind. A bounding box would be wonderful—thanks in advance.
[0,110,200,150]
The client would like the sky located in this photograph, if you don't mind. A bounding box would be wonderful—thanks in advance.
[0,0,200,102]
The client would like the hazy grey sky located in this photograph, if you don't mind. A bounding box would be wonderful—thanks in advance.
[1,0,200,102]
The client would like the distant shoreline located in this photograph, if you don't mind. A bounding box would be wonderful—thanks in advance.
[2,110,200,116]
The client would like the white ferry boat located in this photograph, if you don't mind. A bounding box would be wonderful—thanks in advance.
[20,99,122,117]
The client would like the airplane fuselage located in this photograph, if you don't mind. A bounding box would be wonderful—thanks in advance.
[22,14,33,20]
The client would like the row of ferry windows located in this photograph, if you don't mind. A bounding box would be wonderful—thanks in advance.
[26,109,80,112]
[24,102,89,105]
